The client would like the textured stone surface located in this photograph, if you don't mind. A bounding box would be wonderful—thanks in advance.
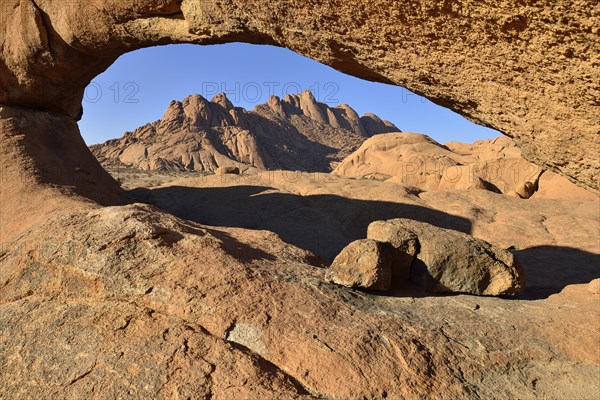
[0,298,314,399]
[325,239,393,290]
[0,0,598,190]
[0,106,122,239]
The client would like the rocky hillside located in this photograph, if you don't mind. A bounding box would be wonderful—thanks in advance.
[333,133,597,200]
[90,90,399,173]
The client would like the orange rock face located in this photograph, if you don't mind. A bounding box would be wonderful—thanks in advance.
[334,133,547,196]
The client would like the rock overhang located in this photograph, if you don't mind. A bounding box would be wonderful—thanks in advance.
[0,0,597,192]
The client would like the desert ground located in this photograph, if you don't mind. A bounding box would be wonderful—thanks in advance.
[31,150,591,398]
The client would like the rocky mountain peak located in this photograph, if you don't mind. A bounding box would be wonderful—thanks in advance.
[161,100,184,122]
[266,95,284,113]
[211,92,235,110]
[300,88,318,103]
[182,94,210,117]
[162,93,234,128]
[268,90,400,136]
[92,90,401,173]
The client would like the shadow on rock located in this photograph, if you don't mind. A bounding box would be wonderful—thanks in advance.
[127,186,599,301]
[128,185,472,263]
[516,246,600,300]
[205,228,278,263]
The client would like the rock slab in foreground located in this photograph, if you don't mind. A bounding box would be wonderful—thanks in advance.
[368,219,525,296]
[325,239,393,290]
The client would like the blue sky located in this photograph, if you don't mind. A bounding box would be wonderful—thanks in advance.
[78,43,501,145]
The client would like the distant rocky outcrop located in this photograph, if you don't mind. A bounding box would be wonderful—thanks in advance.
[333,132,599,201]
[90,90,399,173]
[334,133,549,197]
[216,166,240,176]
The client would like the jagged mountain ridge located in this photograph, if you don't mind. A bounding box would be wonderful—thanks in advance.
[90,90,400,173]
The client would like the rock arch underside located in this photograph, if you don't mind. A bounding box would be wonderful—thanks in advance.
[1,1,599,399]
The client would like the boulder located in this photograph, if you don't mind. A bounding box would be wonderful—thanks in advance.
[216,166,241,176]
[367,219,525,296]
[325,239,393,290]
[366,223,419,282]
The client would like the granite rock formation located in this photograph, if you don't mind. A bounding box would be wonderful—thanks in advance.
[90,91,398,173]
[1,1,599,398]
[335,133,549,197]
[368,218,526,296]
[325,239,394,291]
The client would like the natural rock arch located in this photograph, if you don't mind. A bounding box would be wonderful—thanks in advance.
[0,0,598,229]
[1,3,599,397]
